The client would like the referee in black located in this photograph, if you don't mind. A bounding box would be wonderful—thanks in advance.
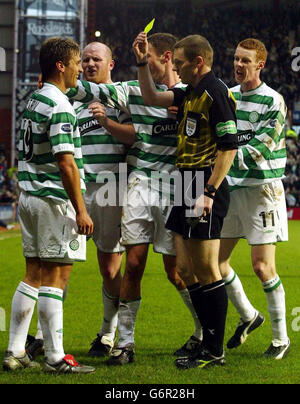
[133,32,238,369]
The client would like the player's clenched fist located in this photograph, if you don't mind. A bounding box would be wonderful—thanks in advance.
[88,102,107,126]
[132,32,148,63]
[76,210,94,236]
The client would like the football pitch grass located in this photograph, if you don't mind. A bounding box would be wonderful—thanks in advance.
[0,221,300,385]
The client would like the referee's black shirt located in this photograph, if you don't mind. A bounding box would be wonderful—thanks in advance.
[170,71,238,169]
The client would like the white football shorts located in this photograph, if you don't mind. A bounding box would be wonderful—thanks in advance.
[121,174,175,256]
[84,182,125,253]
[19,191,86,263]
[221,180,288,245]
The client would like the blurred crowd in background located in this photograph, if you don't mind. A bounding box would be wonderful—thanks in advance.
[98,0,300,208]
[100,0,299,110]
[0,149,18,228]
[0,150,18,205]
[1,0,300,227]
[284,133,300,207]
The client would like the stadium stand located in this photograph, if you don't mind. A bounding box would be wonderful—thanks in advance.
[92,0,300,212]
[97,0,300,111]
[284,134,300,207]
[0,149,18,227]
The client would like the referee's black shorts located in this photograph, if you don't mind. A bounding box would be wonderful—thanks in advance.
[166,167,230,240]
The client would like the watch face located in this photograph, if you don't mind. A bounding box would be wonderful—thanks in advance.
[207,184,216,193]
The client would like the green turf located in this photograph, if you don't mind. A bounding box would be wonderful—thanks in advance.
[0,221,300,384]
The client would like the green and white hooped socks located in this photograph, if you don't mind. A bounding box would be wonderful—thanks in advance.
[262,275,289,345]
[223,268,256,322]
[38,286,65,364]
[8,281,38,356]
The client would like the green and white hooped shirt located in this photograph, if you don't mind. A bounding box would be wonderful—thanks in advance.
[227,82,287,191]
[18,82,85,203]
[74,99,131,183]
[68,80,186,178]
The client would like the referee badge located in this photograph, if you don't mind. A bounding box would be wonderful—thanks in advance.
[185,117,197,137]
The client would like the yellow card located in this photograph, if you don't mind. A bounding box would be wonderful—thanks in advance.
[144,18,155,34]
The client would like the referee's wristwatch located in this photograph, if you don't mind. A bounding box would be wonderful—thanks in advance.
[204,184,217,200]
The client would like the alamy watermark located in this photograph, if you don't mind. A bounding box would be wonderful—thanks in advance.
[0,307,5,331]
[291,307,300,331]
[0,46,6,71]
[291,47,300,72]
[94,163,204,218]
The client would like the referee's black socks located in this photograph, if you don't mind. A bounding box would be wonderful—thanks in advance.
[187,280,228,357]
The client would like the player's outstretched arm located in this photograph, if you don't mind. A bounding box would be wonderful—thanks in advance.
[133,32,174,108]
[67,80,129,114]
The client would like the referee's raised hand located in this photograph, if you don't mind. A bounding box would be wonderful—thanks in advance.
[132,32,148,63]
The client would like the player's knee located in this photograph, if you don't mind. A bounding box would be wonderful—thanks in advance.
[252,260,274,281]
[173,265,192,286]
[125,260,144,281]
[101,266,119,282]
[219,261,231,279]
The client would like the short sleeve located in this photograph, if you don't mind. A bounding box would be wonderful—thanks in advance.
[117,110,132,125]
[209,87,238,150]
[170,86,188,107]
[49,105,75,155]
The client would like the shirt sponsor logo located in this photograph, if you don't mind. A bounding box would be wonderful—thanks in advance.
[237,130,255,145]
[79,119,102,135]
[152,119,178,136]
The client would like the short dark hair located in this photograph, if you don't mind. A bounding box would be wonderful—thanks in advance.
[39,37,80,81]
[148,33,178,56]
[173,35,214,67]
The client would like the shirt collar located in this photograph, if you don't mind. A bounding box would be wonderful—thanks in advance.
[188,71,215,96]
